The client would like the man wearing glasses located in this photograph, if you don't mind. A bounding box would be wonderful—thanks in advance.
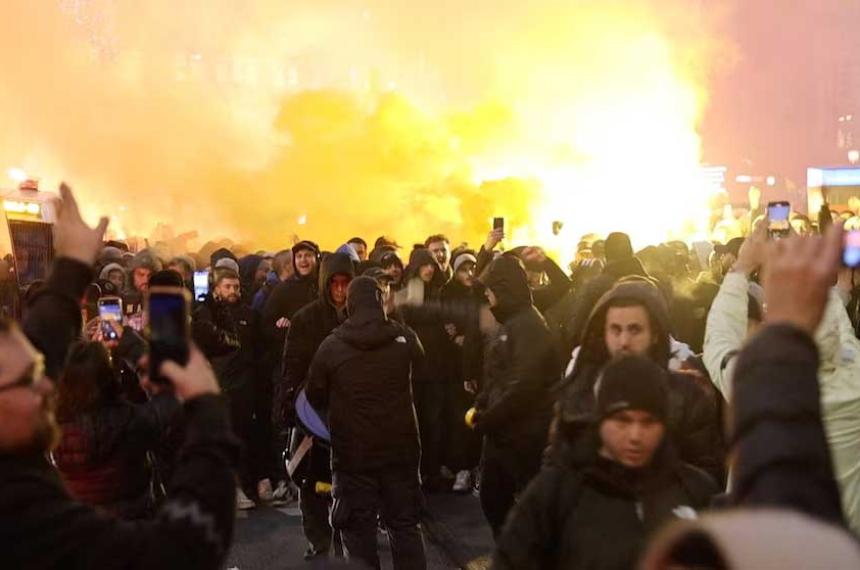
[0,184,240,570]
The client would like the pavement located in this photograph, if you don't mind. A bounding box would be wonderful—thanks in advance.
[224,491,494,570]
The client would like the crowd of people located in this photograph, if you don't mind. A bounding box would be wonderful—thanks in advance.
[2,183,860,569]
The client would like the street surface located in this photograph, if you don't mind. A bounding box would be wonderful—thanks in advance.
[225,493,493,570]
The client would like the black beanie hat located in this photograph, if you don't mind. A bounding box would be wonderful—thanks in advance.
[605,232,634,264]
[596,355,669,422]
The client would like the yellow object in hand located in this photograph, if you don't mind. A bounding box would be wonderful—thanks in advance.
[315,482,332,495]
[465,407,478,428]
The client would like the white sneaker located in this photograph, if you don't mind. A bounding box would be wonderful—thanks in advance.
[236,487,256,510]
[440,466,455,480]
[453,470,472,493]
[257,478,274,502]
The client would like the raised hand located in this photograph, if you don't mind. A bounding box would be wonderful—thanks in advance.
[53,183,109,266]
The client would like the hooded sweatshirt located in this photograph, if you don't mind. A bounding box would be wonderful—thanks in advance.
[283,253,355,395]
[306,276,425,473]
[474,255,559,443]
[557,280,724,481]
[261,242,320,363]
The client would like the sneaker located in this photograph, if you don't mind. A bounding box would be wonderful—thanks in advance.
[257,478,274,502]
[236,487,256,510]
[453,470,472,493]
[440,466,455,480]
[271,480,297,506]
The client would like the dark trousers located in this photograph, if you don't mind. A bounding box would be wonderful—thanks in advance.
[253,371,283,483]
[226,381,258,491]
[294,436,334,553]
[331,467,426,570]
[443,381,481,472]
[414,381,445,481]
[480,435,544,538]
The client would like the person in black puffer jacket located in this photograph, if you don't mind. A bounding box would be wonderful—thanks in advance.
[307,276,427,570]
[494,356,717,570]
[470,254,559,537]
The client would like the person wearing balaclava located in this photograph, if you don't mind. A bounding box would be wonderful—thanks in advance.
[306,276,427,570]
[466,254,559,537]
[282,252,354,560]
[493,356,717,570]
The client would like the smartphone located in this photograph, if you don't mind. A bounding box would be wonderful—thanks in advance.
[767,201,791,238]
[844,230,860,268]
[98,296,123,341]
[493,217,505,232]
[193,270,209,302]
[146,287,191,384]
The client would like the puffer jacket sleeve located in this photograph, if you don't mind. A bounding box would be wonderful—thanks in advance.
[703,271,749,400]
[731,324,845,527]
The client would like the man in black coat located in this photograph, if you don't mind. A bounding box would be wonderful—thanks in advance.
[306,276,427,570]
[469,255,559,537]
[556,279,725,482]
[0,184,239,570]
[494,356,717,570]
[283,252,355,559]
[192,267,264,508]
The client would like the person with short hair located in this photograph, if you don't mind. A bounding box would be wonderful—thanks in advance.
[494,356,717,570]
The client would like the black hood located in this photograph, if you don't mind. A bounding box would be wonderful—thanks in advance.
[210,247,237,268]
[577,279,671,370]
[482,255,533,323]
[602,256,650,282]
[335,276,401,350]
[404,248,436,282]
[238,254,263,287]
[319,252,356,306]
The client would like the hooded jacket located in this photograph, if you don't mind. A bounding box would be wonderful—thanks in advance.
[283,253,355,397]
[475,256,559,444]
[261,243,321,367]
[557,280,724,481]
[306,277,425,473]
[494,428,717,570]
[237,255,264,306]
[400,248,452,383]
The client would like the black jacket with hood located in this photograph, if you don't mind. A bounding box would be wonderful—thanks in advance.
[306,276,425,473]
[283,253,355,397]
[556,280,724,481]
[401,248,453,383]
[493,427,717,570]
[261,241,321,365]
[475,255,559,446]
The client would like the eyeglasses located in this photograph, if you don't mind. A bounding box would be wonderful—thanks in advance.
[0,362,44,394]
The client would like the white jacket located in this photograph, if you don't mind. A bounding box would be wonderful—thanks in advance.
[704,272,860,534]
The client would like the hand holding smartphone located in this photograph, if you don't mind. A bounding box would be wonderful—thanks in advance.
[98,296,123,342]
[767,201,791,239]
[146,287,191,385]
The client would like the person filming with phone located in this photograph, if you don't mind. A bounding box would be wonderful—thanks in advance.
[0,184,240,570]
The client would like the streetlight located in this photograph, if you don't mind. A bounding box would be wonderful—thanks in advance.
[850,150,860,165]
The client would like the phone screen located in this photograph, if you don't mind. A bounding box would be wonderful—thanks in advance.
[767,202,791,236]
[98,297,123,341]
[844,230,860,268]
[193,271,209,302]
[147,289,190,384]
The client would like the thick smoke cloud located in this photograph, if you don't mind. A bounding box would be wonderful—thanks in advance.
[0,1,733,255]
